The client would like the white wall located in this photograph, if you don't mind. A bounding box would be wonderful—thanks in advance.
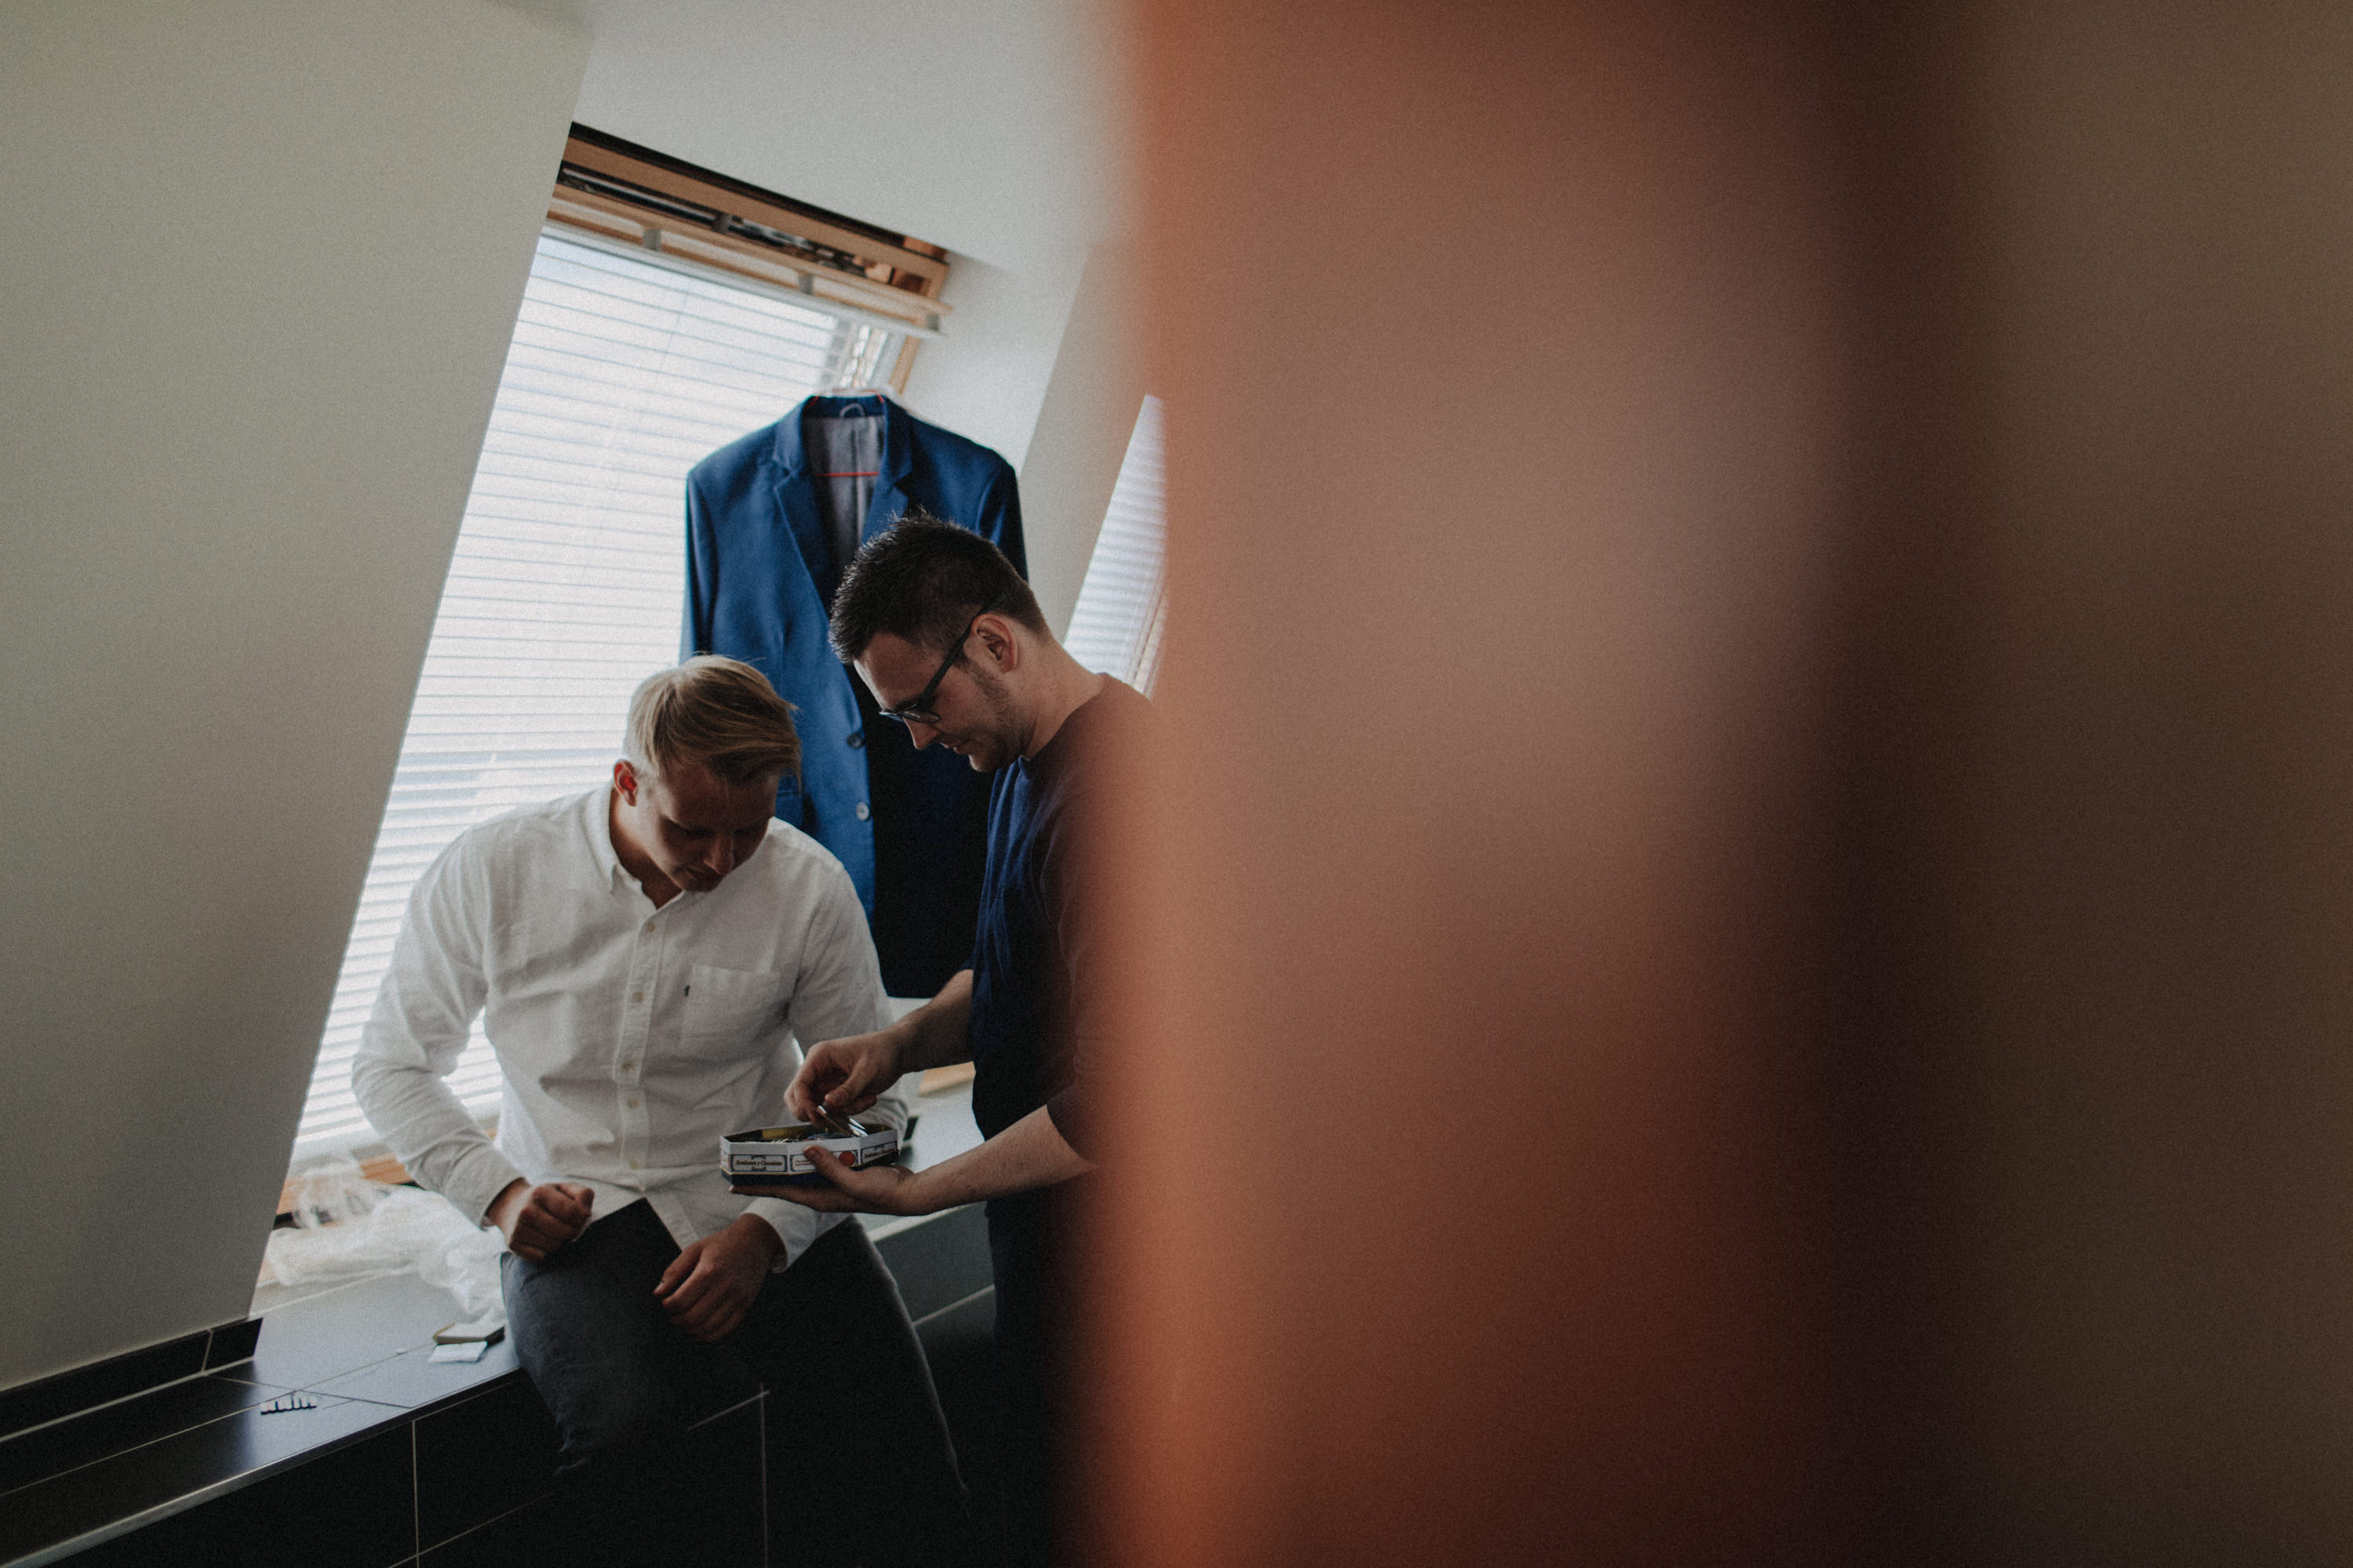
[898,243,1144,636]
[0,0,1135,1398]
[0,0,590,1391]
[898,251,1087,475]
[566,0,1127,272]
[1002,242,1149,636]
[565,0,1139,624]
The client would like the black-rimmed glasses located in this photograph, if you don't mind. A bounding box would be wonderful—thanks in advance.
[879,593,1006,726]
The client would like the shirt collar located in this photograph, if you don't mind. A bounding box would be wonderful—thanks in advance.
[588,782,628,889]
[588,780,774,902]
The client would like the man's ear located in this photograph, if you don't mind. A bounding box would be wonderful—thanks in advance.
[613,758,642,804]
[974,614,1021,672]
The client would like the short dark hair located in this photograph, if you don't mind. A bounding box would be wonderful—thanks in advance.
[829,511,1047,664]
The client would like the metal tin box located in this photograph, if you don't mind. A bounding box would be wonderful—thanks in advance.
[719,1121,901,1187]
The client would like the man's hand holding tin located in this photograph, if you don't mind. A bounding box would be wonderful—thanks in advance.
[735,1104,1091,1218]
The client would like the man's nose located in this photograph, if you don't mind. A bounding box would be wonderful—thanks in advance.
[705,834,738,874]
[906,719,940,750]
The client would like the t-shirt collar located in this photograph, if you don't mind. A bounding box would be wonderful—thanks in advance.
[1027,678,1117,774]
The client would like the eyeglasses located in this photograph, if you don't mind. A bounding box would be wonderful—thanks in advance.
[879,593,1006,726]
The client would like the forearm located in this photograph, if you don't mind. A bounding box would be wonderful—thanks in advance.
[359,855,512,1221]
[726,1210,786,1262]
[887,969,975,1074]
[904,1104,1091,1212]
[351,1053,519,1225]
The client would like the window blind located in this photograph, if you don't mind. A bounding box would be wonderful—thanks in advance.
[1064,395,1168,693]
[292,230,895,1157]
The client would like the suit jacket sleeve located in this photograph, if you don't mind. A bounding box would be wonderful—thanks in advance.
[974,462,1026,577]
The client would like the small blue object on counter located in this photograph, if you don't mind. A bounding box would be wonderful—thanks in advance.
[720,1121,901,1187]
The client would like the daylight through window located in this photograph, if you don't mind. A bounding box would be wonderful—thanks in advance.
[1065,395,1168,693]
[292,231,900,1155]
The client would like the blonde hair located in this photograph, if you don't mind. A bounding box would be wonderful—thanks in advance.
[624,656,800,787]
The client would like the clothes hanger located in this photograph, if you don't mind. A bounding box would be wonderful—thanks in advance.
[813,387,891,478]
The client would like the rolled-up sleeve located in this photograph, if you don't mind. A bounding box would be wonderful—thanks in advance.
[351,837,524,1226]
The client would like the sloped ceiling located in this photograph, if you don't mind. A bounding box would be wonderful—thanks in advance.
[563,0,1127,267]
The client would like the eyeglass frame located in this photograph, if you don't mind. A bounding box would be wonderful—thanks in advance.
[876,591,1008,726]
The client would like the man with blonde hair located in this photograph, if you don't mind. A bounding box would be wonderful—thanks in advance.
[354,656,967,1566]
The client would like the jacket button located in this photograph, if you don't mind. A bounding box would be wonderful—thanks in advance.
[847,731,865,748]
[854,802,871,820]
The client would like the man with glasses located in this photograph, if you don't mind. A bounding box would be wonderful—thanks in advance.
[733,515,1152,1566]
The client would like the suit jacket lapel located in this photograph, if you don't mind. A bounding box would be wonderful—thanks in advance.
[766,398,836,603]
[864,398,920,546]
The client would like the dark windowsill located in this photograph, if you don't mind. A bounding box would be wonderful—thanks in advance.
[2,1080,993,1568]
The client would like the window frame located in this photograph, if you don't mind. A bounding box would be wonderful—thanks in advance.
[286,142,955,1168]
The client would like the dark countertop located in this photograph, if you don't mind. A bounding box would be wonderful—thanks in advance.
[1,1080,988,1568]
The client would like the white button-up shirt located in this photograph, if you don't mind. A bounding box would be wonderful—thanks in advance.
[352,785,901,1267]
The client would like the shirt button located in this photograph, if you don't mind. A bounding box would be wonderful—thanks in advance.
[632,991,645,1003]
[847,731,865,749]
[643,919,655,932]
[627,1097,639,1108]
[854,801,871,820]
[622,1061,636,1072]
[627,1159,639,1170]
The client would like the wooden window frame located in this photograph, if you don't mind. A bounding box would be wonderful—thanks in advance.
[548,124,950,387]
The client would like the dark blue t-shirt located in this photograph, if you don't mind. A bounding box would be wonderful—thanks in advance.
[967,678,1151,1158]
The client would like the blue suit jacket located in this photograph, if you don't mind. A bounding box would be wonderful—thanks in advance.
[683,394,1025,995]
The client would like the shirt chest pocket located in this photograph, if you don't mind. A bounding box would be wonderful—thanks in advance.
[679,963,787,1060]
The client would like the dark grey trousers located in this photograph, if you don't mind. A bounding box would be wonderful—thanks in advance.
[503,1201,971,1567]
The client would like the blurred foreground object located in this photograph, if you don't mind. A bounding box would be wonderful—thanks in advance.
[1099,0,2353,1563]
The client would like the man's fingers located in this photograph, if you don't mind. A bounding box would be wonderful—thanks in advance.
[788,1076,841,1122]
[746,1183,854,1212]
[674,1290,722,1336]
[676,1290,744,1341]
[745,1151,862,1210]
[827,1056,887,1104]
[663,1257,717,1316]
[730,1176,845,1208]
[513,1213,569,1254]
[512,1207,571,1257]
[499,1182,602,1263]
[672,1281,746,1341]
[540,1188,591,1231]
[788,1048,845,1110]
